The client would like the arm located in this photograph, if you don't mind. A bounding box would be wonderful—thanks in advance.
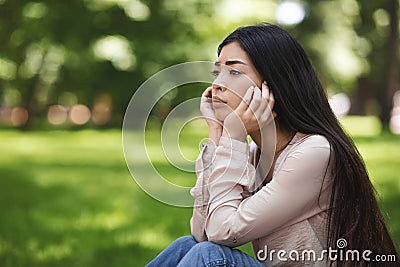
[190,87,223,241]
[205,135,331,247]
[190,140,216,242]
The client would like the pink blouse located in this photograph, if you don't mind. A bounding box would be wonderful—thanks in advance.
[190,132,333,266]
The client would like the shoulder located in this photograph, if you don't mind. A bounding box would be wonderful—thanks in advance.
[272,134,333,189]
[295,133,330,149]
[288,133,331,161]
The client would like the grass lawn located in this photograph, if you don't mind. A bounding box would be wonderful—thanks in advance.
[0,124,399,266]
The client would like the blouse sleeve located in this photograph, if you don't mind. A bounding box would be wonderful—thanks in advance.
[190,142,216,242]
[204,135,331,247]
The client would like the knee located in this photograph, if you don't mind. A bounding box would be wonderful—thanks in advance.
[186,241,230,264]
[192,241,224,254]
[173,235,197,246]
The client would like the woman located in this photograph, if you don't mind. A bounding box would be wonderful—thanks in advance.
[147,24,398,266]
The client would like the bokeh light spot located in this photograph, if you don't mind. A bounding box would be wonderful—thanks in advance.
[390,91,400,134]
[92,94,112,125]
[93,35,136,71]
[70,104,91,125]
[276,1,306,26]
[10,107,29,127]
[329,93,351,117]
[0,58,17,80]
[92,103,111,125]
[47,105,68,125]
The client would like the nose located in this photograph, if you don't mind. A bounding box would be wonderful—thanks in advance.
[212,76,226,93]
[211,83,226,99]
[212,83,224,93]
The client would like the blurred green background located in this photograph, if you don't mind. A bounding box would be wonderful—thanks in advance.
[0,0,399,266]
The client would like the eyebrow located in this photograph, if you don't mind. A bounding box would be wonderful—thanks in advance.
[214,60,247,66]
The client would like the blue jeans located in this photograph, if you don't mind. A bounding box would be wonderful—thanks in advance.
[146,235,266,267]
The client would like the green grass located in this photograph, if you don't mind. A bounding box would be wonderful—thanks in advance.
[340,116,382,137]
[0,126,399,266]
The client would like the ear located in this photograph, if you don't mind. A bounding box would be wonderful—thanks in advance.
[272,111,277,118]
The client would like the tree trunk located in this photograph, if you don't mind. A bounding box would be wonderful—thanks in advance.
[349,77,373,115]
[379,0,399,129]
[21,50,47,130]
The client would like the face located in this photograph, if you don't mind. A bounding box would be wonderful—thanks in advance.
[212,41,263,121]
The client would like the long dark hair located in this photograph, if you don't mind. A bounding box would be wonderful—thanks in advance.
[218,24,398,266]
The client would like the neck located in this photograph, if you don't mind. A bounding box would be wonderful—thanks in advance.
[249,125,294,154]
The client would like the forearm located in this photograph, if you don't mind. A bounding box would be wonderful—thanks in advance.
[205,137,252,246]
[208,126,223,145]
[221,115,248,142]
[190,140,217,242]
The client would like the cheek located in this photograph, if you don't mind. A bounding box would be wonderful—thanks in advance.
[226,77,254,100]
[228,96,241,110]
[226,86,248,110]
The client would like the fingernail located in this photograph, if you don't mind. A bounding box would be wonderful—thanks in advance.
[263,81,267,85]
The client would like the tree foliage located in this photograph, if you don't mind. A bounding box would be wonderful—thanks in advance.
[0,0,398,129]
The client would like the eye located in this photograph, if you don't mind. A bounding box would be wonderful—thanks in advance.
[211,70,220,77]
[229,69,241,75]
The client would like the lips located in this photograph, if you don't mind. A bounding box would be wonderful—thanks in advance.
[212,96,227,104]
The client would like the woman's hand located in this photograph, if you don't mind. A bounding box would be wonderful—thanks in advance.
[200,87,222,130]
[222,82,276,142]
[200,87,223,144]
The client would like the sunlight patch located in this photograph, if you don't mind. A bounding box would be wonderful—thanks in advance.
[74,211,129,230]
[27,239,72,261]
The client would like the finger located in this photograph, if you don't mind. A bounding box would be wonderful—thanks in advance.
[250,83,269,115]
[261,81,270,102]
[258,82,275,123]
[253,93,269,121]
[268,90,275,112]
[201,87,213,103]
[258,81,271,114]
[202,86,213,98]
[236,86,254,112]
[259,89,276,122]
[249,86,263,113]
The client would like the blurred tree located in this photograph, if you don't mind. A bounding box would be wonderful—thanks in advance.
[289,0,399,129]
[0,0,217,129]
[384,0,399,126]
[0,0,398,129]
[350,0,399,128]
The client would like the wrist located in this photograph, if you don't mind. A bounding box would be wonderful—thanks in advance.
[222,128,247,142]
[222,114,247,142]
[208,124,223,131]
[208,127,222,145]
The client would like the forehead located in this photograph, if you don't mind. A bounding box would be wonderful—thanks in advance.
[217,42,251,64]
